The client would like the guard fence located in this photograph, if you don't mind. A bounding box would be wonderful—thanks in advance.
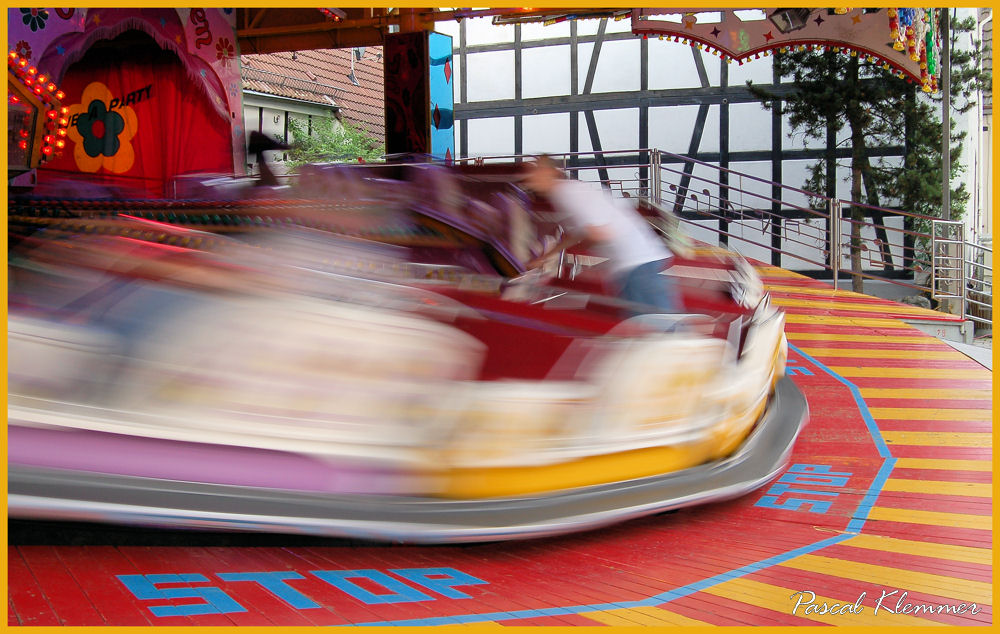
[456,149,991,331]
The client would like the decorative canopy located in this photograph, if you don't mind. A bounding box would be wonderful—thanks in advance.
[631,8,943,91]
[232,8,944,93]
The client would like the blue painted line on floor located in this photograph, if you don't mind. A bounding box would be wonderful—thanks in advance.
[788,343,897,533]
[352,341,896,626]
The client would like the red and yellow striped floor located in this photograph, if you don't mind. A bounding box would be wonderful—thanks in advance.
[7,268,993,626]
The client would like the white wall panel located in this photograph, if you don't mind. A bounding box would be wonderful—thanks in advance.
[727,102,771,152]
[727,55,774,85]
[467,117,515,156]
[577,108,639,151]
[521,45,571,99]
[647,39,720,88]
[577,39,641,94]
[523,113,569,155]
[464,16,514,44]
[521,20,570,41]
[649,104,719,155]
[466,50,515,101]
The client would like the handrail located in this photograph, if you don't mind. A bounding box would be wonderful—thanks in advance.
[456,148,990,330]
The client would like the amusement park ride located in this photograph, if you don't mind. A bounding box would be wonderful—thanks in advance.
[6,7,946,543]
[8,143,806,542]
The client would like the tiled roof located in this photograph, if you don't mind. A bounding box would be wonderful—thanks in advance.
[241,47,385,142]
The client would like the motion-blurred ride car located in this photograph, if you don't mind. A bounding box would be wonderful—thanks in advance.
[7,162,807,542]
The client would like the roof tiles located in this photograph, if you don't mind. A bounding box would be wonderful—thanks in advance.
[241,47,385,142]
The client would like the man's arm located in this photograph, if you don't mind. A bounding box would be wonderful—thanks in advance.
[525,222,612,269]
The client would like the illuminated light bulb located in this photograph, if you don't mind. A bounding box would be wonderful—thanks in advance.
[59,118,68,125]
[47,110,57,119]
[57,128,67,136]
[37,74,46,83]
[60,106,69,114]
[18,140,27,150]
[41,145,52,155]
[47,83,56,92]
[44,135,54,143]
[28,66,36,75]
[55,90,65,99]
[9,50,18,59]
[18,59,27,67]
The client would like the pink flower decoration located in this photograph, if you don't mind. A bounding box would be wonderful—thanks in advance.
[216,37,235,67]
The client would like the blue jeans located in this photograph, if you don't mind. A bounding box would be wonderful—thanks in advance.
[617,259,681,313]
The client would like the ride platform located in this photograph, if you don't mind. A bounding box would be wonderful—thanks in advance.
[7,267,992,627]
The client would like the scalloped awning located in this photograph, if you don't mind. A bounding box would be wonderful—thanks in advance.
[631,8,943,92]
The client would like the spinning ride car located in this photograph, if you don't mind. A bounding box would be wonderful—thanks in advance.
[7,162,808,543]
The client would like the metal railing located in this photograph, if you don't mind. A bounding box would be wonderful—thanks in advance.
[932,220,993,328]
[455,149,991,329]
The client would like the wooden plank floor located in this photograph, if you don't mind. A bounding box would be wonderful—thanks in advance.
[7,268,993,626]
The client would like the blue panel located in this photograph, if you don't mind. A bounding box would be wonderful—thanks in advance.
[428,31,455,161]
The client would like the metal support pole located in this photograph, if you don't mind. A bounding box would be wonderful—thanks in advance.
[829,199,842,291]
[931,221,940,296]
[651,149,661,204]
[959,223,967,321]
[941,7,952,220]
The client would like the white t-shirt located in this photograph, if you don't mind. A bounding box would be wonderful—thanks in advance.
[548,179,671,274]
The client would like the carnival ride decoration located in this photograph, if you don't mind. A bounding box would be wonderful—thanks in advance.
[7,49,70,179]
[8,160,807,542]
[7,7,247,191]
[630,7,944,92]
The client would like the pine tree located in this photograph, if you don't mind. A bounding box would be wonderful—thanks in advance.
[748,13,989,293]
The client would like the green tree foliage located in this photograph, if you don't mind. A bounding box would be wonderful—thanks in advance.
[748,13,989,292]
[285,115,384,167]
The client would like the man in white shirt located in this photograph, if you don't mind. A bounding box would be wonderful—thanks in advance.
[523,156,681,313]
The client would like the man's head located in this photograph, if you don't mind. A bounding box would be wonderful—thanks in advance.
[523,154,565,195]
